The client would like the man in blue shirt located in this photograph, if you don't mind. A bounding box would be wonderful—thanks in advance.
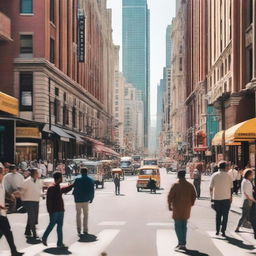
[73,168,95,237]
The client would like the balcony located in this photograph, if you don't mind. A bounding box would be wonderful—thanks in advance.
[0,12,12,41]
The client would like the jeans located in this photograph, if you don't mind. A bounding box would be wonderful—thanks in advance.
[115,184,120,195]
[0,216,17,254]
[214,200,231,233]
[76,202,89,234]
[174,220,187,245]
[42,212,64,246]
[193,180,201,198]
[23,201,39,235]
[237,199,252,228]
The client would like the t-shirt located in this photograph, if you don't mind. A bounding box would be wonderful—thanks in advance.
[210,171,233,200]
[0,182,7,216]
[228,169,239,181]
[21,177,42,202]
[3,172,24,193]
[241,179,253,201]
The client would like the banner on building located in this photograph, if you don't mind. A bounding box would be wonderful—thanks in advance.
[78,9,86,63]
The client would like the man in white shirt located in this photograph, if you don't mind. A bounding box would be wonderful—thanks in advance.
[228,165,239,194]
[3,164,24,211]
[21,168,42,239]
[0,167,24,256]
[210,161,233,237]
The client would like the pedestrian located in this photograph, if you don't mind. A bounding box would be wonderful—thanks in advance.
[228,165,239,195]
[148,177,157,193]
[114,174,121,195]
[235,169,256,232]
[167,170,197,251]
[3,164,24,212]
[0,167,24,256]
[210,161,233,237]
[193,163,202,199]
[42,172,74,248]
[73,167,95,237]
[65,162,72,180]
[21,168,42,239]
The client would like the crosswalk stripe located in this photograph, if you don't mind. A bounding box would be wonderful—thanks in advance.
[207,231,255,256]
[156,229,182,256]
[69,229,120,256]
[98,221,126,226]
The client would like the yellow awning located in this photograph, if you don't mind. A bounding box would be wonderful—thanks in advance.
[212,130,224,146]
[226,118,256,142]
[0,92,18,116]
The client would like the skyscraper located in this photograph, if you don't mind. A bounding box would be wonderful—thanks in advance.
[122,0,150,148]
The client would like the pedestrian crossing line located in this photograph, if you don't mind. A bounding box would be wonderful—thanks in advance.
[147,222,171,227]
[230,231,256,247]
[69,229,120,256]
[98,221,126,226]
[156,229,183,256]
[207,231,255,256]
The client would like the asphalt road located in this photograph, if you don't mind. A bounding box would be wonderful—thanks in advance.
[0,169,255,256]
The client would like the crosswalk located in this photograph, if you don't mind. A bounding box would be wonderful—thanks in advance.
[1,223,256,256]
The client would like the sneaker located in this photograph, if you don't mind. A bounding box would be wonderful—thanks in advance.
[11,252,24,256]
[179,245,187,251]
[174,245,180,251]
[221,232,226,237]
[41,238,47,246]
[216,232,219,236]
[235,228,240,233]
[57,244,68,249]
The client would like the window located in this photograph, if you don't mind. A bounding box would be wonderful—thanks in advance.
[63,105,69,125]
[54,99,60,123]
[50,0,55,23]
[20,35,33,54]
[72,107,77,128]
[179,58,183,71]
[50,38,55,63]
[245,45,253,84]
[245,0,253,28]
[20,72,33,111]
[20,0,33,14]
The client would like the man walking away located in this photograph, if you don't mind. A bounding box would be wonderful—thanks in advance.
[73,168,95,237]
[21,168,42,239]
[228,165,239,195]
[168,170,197,251]
[42,172,73,248]
[210,161,233,237]
[0,167,24,256]
[114,174,121,195]
[193,163,202,199]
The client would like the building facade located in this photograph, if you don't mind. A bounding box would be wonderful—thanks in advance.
[122,0,150,149]
[0,0,116,163]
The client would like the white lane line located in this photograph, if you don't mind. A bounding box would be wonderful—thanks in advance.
[207,231,255,256]
[69,229,120,256]
[98,221,126,226]
[157,229,182,256]
[147,222,172,227]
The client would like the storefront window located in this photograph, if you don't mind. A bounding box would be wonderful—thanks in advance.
[20,0,33,14]
[16,143,38,163]
[20,72,33,111]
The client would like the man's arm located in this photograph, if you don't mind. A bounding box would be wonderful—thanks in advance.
[167,184,175,211]
[46,187,54,214]
[89,180,95,203]
[209,175,214,200]
[61,183,74,194]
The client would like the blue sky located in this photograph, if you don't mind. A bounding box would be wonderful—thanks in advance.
[107,0,176,126]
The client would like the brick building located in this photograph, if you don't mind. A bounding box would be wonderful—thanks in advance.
[0,0,116,163]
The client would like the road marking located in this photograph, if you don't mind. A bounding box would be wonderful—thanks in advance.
[156,229,183,256]
[147,222,171,227]
[207,231,255,256]
[98,221,126,226]
[69,229,120,256]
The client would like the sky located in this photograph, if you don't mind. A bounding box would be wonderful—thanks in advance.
[107,0,176,127]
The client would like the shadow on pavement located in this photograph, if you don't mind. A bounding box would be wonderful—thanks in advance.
[116,194,126,196]
[26,238,42,245]
[79,234,98,243]
[43,248,72,255]
[216,236,255,250]
[180,249,209,256]
[197,197,211,201]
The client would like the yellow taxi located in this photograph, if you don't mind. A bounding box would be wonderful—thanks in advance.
[136,165,160,192]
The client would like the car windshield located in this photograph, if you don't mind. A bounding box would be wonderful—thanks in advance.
[83,166,97,175]
[121,161,131,167]
[144,160,157,165]
[133,156,141,161]
[139,169,157,175]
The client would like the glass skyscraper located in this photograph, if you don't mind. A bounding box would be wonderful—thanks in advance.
[122,0,150,148]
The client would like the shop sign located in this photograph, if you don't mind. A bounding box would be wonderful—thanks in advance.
[0,92,18,116]
[16,127,41,139]
[78,9,86,63]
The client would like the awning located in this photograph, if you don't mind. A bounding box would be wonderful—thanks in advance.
[51,125,73,142]
[93,144,119,156]
[84,136,104,145]
[225,118,256,142]
[63,129,84,143]
[212,131,224,146]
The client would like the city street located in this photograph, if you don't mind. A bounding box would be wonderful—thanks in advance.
[0,169,255,256]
